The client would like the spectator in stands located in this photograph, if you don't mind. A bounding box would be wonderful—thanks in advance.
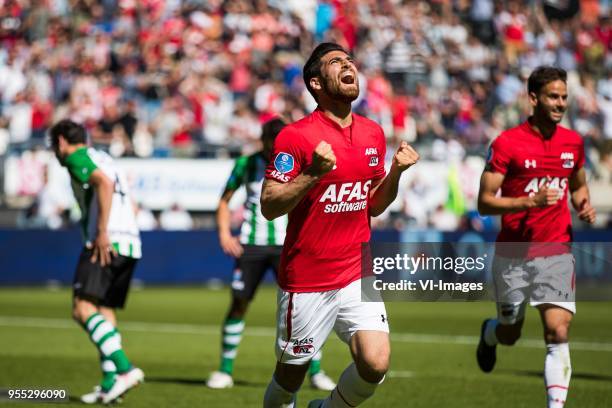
[160,203,194,231]
[1,0,610,230]
[135,202,158,232]
[0,116,9,155]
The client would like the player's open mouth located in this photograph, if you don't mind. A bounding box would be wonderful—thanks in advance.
[340,71,355,84]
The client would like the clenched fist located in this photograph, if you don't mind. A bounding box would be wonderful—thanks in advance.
[308,141,336,177]
[393,141,419,171]
[532,186,560,207]
[532,176,561,207]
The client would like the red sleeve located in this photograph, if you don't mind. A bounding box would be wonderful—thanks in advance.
[373,127,386,181]
[265,127,305,183]
[575,137,586,171]
[485,136,511,175]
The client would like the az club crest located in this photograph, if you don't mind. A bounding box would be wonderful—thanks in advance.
[560,152,574,169]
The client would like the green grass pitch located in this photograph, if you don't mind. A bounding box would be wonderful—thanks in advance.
[0,287,610,407]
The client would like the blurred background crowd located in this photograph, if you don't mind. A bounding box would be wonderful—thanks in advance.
[0,0,611,231]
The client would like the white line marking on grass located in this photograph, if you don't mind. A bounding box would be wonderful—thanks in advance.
[387,370,415,378]
[1,316,612,353]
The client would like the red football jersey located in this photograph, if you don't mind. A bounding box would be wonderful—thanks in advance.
[486,121,585,256]
[265,108,387,292]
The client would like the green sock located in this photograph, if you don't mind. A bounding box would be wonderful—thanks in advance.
[309,357,321,376]
[100,356,116,392]
[83,313,131,374]
[219,317,245,375]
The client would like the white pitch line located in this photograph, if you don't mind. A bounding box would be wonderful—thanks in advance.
[387,370,415,378]
[1,316,611,353]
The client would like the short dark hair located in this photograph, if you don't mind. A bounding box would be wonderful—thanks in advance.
[49,119,87,147]
[527,66,567,94]
[303,42,349,100]
[261,117,286,141]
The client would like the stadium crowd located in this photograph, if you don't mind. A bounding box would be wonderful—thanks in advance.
[1,0,611,230]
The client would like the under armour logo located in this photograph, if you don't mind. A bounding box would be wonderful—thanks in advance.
[381,314,387,323]
[525,159,537,168]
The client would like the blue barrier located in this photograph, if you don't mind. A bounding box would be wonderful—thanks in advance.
[0,229,609,284]
[0,229,235,284]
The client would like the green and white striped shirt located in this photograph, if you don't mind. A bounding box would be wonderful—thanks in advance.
[225,152,287,246]
[63,147,142,259]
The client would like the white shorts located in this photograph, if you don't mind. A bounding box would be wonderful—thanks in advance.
[275,278,389,365]
[493,253,576,324]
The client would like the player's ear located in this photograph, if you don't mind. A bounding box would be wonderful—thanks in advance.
[310,77,322,92]
[528,91,538,108]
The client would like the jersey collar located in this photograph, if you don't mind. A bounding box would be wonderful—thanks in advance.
[314,107,354,132]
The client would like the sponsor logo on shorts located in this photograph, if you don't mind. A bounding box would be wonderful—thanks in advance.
[558,290,570,299]
[292,337,314,355]
[293,344,314,355]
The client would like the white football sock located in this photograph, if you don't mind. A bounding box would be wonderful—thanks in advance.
[484,319,499,346]
[263,376,296,408]
[322,363,382,408]
[545,343,571,408]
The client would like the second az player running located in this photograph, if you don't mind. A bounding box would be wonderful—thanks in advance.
[261,43,419,408]
[476,66,596,408]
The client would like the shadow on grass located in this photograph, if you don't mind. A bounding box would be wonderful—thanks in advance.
[145,376,267,388]
[500,369,612,382]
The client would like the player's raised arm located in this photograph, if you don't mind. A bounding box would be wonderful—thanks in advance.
[88,169,116,266]
[369,141,419,217]
[569,167,596,224]
[261,141,336,220]
[477,170,559,215]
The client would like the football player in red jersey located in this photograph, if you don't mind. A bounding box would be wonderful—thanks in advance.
[260,43,419,408]
[476,66,596,408]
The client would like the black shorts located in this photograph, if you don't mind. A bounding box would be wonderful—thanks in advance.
[73,248,138,309]
[232,245,282,300]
